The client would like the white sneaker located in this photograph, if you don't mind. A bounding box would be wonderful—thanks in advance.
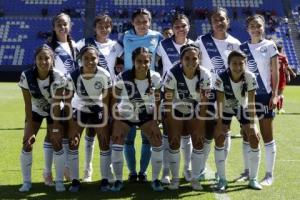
[260,173,273,186]
[161,175,171,184]
[19,182,32,192]
[191,179,203,191]
[183,169,192,182]
[55,181,66,192]
[43,171,55,186]
[82,170,92,182]
[168,178,180,190]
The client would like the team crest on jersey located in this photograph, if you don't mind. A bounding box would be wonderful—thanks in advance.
[94,81,102,89]
[227,43,234,50]
[150,38,157,46]
[260,46,267,53]
[111,46,116,53]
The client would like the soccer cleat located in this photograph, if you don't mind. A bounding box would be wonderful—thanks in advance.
[168,178,180,190]
[19,182,32,192]
[55,181,66,192]
[138,172,147,183]
[249,179,262,190]
[128,172,138,182]
[183,169,192,182]
[82,170,92,182]
[69,179,81,192]
[278,109,285,114]
[111,180,123,192]
[235,170,249,182]
[64,167,71,182]
[99,179,110,192]
[216,178,228,191]
[161,168,171,184]
[190,179,203,191]
[43,171,55,186]
[161,175,171,184]
[260,172,273,186]
[151,179,164,192]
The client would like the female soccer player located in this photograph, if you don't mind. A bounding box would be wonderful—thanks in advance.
[119,8,163,182]
[163,44,211,190]
[194,7,241,180]
[240,14,279,186]
[47,12,77,182]
[110,47,163,192]
[156,13,194,184]
[214,51,261,191]
[18,45,67,192]
[76,14,123,182]
[67,45,112,192]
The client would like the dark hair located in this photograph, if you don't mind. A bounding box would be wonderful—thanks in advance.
[246,14,265,28]
[227,51,247,97]
[77,45,100,65]
[180,44,202,91]
[48,12,75,59]
[131,8,152,22]
[131,47,152,94]
[93,14,112,28]
[34,45,55,97]
[171,13,190,26]
[209,7,229,24]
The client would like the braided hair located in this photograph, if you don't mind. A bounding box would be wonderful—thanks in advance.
[180,44,202,91]
[34,44,55,97]
[227,50,247,97]
[131,47,153,94]
[48,13,75,59]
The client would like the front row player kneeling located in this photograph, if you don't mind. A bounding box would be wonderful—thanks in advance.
[110,47,164,192]
[214,51,262,191]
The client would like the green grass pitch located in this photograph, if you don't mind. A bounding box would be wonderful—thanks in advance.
[0,83,299,199]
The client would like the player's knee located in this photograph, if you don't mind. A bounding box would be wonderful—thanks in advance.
[215,134,225,147]
[169,137,180,150]
[192,136,204,149]
[249,134,260,149]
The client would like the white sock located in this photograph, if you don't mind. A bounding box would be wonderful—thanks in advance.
[68,149,79,180]
[162,135,170,174]
[84,135,95,173]
[169,149,180,179]
[20,150,32,183]
[214,146,226,180]
[43,142,53,173]
[181,135,192,171]
[53,149,65,182]
[249,148,261,180]
[191,148,204,179]
[151,146,163,181]
[242,141,250,172]
[100,150,111,180]
[265,140,276,175]
[224,132,231,160]
[202,139,212,172]
[62,138,69,169]
[111,144,124,181]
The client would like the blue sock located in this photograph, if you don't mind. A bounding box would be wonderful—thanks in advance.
[140,131,151,174]
[124,126,137,174]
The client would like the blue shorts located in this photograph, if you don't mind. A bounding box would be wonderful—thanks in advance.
[30,111,53,124]
[73,109,104,125]
[255,93,275,119]
[222,109,250,125]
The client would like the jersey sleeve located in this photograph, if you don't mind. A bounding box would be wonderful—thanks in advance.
[65,74,75,91]
[114,41,124,57]
[18,72,29,90]
[114,73,124,90]
[76,38,85,52]
[163,71,176,90]
[268,41,279,58]
[214,75,224,92]
[200,68,212,90]
[156,42,163,57]
[102,70,113,89]
[151,71,162,89]
[246,71,258,91]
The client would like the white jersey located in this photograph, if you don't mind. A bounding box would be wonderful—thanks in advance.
[157,37,194,78]
[115,70,161,122]
[242,39,278,94]
[194,34,241,85]
[76,38,123,80]
[163,65,212,114]
[54,40,77,75]
[68,67,112,113]
[18,69,67,116]
[215,70,257,114]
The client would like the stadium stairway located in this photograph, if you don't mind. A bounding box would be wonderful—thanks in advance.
[288,19,300,73]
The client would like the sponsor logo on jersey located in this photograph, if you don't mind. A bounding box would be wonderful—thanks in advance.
[64,59,74,71]
[211,56,225,74]
[247,59,257,71]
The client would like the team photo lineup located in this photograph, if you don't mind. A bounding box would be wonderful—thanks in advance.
[13,4,296,195]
